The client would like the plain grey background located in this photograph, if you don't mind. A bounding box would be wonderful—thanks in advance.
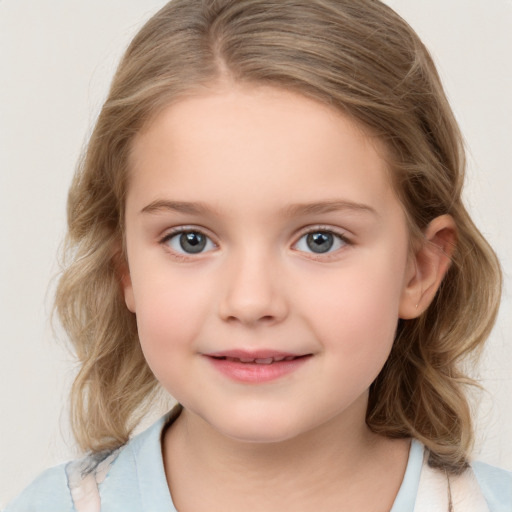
[1,0,511,506]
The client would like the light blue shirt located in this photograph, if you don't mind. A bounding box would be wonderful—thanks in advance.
[5,412,511,511]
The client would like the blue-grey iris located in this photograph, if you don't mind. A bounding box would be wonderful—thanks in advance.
[306,232,334,253]
[180,232,207,253]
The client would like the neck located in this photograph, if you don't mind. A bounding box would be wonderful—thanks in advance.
[162,396,410,512]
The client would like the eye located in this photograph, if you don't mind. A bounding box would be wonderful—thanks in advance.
[294,230,348,254]
[162,230,216,254]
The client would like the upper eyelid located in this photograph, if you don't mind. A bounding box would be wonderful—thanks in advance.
[159,225,216,242]
[293,225,352,241]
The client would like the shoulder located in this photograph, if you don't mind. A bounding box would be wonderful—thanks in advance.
[4,411,176,512]
[4,446,131,512]
[412,443,512,512]
[4,445,130,512]
[3,463,72,512]
[471,460,512,512]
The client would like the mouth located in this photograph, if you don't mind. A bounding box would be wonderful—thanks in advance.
[205,349,310,363]
[204,351,312,383]
[209,354,308,364]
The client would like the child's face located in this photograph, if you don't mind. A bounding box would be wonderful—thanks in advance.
[123,85,416,443]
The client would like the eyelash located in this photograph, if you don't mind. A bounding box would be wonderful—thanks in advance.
[159,227,217,260]
[292,226,351,260]
[158,226,352,259]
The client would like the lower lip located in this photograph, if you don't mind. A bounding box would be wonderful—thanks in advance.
[205,355,312,383]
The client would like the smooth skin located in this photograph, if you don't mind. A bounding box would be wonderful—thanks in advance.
[122,84,455,512]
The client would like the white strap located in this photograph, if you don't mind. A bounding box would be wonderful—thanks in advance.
[415,453,490,512]
[65,448,120,512]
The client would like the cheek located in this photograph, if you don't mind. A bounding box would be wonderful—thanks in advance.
[131,272,209,369]
[298,251,407,364]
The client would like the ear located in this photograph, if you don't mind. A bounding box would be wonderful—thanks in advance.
[121,264,136,313]
[113,245,136,313]
[399,215,456,319]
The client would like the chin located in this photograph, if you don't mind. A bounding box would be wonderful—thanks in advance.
[206,409,311,445]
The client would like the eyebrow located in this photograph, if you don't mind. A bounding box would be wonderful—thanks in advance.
[140,200,220,216]
[140,199,377,217]
[281,200,378,218]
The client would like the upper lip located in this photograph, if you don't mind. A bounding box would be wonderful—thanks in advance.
[204,349,309,363]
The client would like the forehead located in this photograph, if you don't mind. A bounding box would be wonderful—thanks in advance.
[127,85,398,218]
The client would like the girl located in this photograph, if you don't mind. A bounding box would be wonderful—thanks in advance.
[5,0,511,511]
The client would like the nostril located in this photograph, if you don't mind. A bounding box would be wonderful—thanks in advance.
[224,313,276,325]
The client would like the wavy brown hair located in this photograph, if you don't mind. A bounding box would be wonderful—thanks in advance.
[55,0,501,473]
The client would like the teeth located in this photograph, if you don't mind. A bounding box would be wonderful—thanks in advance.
[254,358,274,364]
[221,355,299,364]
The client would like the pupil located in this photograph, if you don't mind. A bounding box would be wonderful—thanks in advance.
[306,232,333,253]
[180,232,206,253]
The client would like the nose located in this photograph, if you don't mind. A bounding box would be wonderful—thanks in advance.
[218,249,289,326]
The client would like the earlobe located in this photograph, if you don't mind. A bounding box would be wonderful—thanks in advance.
[122,269,136,313]
[399,215,457,319]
